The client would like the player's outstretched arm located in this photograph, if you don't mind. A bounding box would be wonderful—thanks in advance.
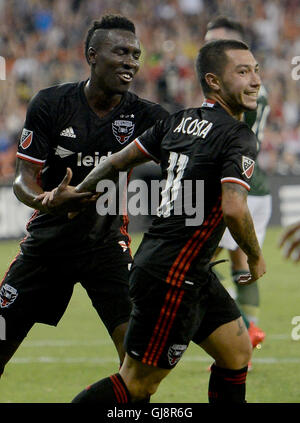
[76,141,150,193]
[13,158,51,214]
[221,182,266,284]
[279,222,300,262]
[14,159,93,215]
[34,167,96,213]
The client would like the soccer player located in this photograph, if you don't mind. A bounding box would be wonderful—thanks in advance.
[205,16,271,349]
[43,39,265,403]
[0,15,168,380]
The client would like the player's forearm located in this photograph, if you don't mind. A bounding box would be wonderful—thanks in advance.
[13,175,48,213]
[76,142,149,193]
[223,208,261,261]
[222,182,261,261]
[75,157,120,193]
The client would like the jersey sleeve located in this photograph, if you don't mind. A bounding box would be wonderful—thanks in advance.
[220,124,258,192]
[134,118,169,163]
[16,90,53,166]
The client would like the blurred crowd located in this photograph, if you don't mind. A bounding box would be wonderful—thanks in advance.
[0,0,299,180]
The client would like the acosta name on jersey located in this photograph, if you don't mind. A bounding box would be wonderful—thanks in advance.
[173,117,213,138]
[77,151,112,167]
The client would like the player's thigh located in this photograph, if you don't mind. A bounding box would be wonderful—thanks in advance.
[219,228,238,251]
[0,254,74,337]
[81,260,132,336]
[247,195,272,246]
[229,248,248,270]
[192,271,245,363]
[199,317,252,369]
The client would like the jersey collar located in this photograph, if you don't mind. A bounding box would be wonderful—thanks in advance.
[201,98,216,108]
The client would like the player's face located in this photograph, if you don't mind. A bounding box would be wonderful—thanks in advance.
[91,29,141,94]
[219,49,261,112]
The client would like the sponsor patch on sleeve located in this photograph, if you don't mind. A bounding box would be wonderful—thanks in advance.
[20,128,33,149]
[242,156,255,179]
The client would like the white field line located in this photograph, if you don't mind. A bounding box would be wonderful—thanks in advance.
[10,356,300,365]
[22,339,110,347]
[12,334,297,364]
[21,334,291,348]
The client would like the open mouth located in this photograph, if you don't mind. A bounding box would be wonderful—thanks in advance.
[245,92,258,99]
[118,72,134,83]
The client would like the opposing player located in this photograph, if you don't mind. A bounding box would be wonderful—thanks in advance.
[42,39,265,403]
[205,16,271,350]
[0,15,168,380]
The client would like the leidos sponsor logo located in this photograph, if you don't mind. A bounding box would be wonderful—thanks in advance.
[77,151,112,167]
[54,146,112,167]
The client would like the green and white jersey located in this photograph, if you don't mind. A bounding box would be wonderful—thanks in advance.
[244,85,270,196]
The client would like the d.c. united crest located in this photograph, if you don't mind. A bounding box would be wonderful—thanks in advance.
[0,284,18,308]
[167,344,187,366]
[112,119,135,144]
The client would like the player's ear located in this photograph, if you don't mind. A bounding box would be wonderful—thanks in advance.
[87,47,97,65]
[205,73,221,92]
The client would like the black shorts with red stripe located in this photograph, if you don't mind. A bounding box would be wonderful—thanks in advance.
[0,242,132,340]
[125,265,240,369]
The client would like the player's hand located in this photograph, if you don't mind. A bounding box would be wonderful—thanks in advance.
[278,222,300,262]
[34,168,96,215]
[237,254,266,285]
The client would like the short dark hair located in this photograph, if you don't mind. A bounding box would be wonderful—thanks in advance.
[85,14,136,64]
[206,16,245,40]
[196,39,249,95]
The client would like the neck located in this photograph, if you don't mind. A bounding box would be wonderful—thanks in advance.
[84,79,123,118]
[207,94,243,121]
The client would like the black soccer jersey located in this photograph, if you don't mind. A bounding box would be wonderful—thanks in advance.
[133,99,258,284]
[17,80,168,258]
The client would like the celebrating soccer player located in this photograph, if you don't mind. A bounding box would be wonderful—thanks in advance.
[0,15,168,380]
[48,39,266,403]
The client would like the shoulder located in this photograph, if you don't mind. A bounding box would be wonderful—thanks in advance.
[126,92,169,118]
[36,81,81,103]
[27,81,82,119]
[230,119,257,140]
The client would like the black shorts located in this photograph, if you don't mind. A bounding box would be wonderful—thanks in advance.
[125,266,241,369]
[0,243,132,341]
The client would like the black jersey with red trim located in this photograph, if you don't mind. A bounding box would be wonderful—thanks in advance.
[17,80,169,258]
[133,100,258,284]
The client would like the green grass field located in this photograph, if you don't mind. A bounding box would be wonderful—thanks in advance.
[0,227,299,403]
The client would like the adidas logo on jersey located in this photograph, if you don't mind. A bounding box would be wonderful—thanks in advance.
[60,127,76,138]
